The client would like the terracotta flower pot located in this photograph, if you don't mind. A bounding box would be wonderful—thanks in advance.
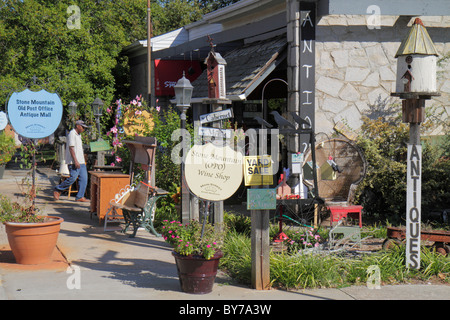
[4,216,64,265]
[172,250,223,294]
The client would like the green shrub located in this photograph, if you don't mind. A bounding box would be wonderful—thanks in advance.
[0,132,16,165]
[355,114,450,222]
[223,211,251,236]
[354,116,408,222]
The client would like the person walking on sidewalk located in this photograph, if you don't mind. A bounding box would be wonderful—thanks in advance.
[54,120,90,202]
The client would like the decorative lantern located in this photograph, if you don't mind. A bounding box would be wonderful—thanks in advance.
[92,97,104,117]
[394,18,439,94]
[174,72,193,110]
[68,101,77,116]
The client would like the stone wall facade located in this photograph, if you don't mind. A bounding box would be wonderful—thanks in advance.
[313,15,449,136]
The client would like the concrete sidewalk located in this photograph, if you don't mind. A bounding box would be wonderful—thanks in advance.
[0,167,449,301]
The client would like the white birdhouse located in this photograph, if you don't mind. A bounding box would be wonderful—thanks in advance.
[395,18,439,94]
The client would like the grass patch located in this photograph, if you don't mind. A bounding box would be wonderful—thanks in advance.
[220,232,450,290]
[220,230,252,285]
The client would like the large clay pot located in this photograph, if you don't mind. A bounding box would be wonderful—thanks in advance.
[4,216,64,265]
[172,250,223,294]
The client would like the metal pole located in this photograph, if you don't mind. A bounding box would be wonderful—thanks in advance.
[147,0,152,103]
[31,139,37,213]
[310,131,319,198]
[201,201,210,239]
[180,109,190,224]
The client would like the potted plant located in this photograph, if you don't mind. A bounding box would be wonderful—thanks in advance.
[0,131,16,179]
[0,193,63,265]
[161,218,225,294]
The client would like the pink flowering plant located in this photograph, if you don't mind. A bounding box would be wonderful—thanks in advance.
[161,219,224,260]
[104,96,192,193]
[285,227,323,252]
[104,95,156,167]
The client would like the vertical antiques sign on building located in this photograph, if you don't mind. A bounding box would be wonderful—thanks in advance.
[298,1,316,153]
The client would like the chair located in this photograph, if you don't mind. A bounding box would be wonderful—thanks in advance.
[59,174,79,200]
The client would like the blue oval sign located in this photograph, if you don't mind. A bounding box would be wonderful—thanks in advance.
[7,89,63,139]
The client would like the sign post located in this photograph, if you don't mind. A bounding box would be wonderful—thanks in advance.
[7,86,63,209]
[391,18,440,269]
[245,129,272,290]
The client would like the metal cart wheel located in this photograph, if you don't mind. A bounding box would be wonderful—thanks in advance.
[382,238,402,251]
[433,243,450,256]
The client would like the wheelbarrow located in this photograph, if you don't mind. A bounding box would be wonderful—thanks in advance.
[383,226,450,255]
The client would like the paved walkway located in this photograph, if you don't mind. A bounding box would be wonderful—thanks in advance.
[0,167,449,301]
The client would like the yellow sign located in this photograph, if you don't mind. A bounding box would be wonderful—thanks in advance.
[123,109,154,136]
[244,155,273,186]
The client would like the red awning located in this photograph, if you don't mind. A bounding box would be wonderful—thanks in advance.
[154,60,202,96]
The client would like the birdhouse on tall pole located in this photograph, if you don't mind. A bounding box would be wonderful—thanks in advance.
[392,18,440,123]
[200,35,232,239]
[205,35,227,100]
[391,18,440,270]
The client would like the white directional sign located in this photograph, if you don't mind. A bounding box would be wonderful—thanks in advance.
[199,109,233,124]
[198,126,232,139]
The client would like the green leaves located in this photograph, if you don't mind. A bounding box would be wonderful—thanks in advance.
[0,0,148,107]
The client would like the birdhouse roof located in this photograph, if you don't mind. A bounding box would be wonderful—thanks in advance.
[193,36,286,99]
[395,18,439,57]
[204,51,227,65]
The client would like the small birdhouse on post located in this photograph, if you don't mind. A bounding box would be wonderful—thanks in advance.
[393,18,440,123]
[205,36,227,100]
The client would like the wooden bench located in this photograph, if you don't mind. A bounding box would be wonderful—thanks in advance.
[105,181,168,238]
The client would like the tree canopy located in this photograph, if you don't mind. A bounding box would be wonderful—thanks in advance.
[0,0,239,115]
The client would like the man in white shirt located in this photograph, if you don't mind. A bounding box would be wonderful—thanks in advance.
[54,120,89,202]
